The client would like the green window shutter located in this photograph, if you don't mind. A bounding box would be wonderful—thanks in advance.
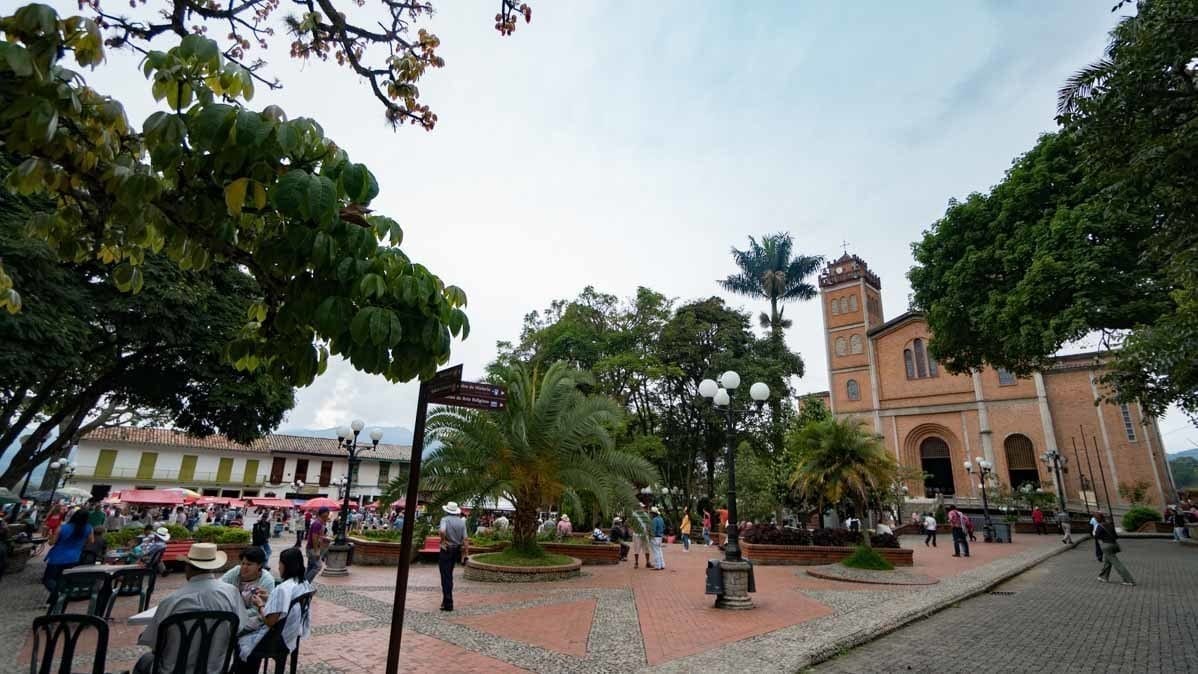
[216,457,233,483]
[243,459,259,485]
[377,462,390,487]
[136,452,158,480]
[179,455,198,482]
[95,450,118,478]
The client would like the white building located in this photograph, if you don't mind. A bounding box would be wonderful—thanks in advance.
[73,427,411,502]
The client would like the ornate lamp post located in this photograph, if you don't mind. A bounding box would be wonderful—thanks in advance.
[1039,449,1068,513]
[698,370,769,610]
[47,458,76,506]
[963,457,994,542]
[322,421,382,576]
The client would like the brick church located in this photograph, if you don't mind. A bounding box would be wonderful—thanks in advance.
[810,254,1176,511]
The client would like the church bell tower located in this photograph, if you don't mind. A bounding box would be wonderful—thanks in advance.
[818,254,883,420]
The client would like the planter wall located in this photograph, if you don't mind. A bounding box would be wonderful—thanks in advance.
[464,555,582,582]
[541,542,621,565]
[741,541,913,567]
[348,536,408,565]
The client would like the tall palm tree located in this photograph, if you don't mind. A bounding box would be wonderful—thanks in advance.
[719,233,823,345]
[413,361,658,554]
[789,416,897,542]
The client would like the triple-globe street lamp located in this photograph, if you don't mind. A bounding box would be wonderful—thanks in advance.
[322,420,382,576]
[1040,449,1068,513]
[698,370,769,610]
[963,457,995,542]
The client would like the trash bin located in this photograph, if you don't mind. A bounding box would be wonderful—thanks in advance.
[705,559,724,595]
[346,541,356,566]
[991,522,1013,543]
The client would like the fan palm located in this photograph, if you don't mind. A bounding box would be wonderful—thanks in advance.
[789,416,897,543]
[718,232,823,344]
[414,361,658,554]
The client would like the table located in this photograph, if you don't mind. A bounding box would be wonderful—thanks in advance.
[128,605,158,625]
[63,563,141,576]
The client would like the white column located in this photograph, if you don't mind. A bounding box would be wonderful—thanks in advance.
[1033,372,1064,500]
[971,371,995,464]
[961,411,977,499]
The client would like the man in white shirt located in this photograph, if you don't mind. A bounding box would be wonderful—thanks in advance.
[493,514,510,531]
[922,513,938,548]
[135,543,244,674]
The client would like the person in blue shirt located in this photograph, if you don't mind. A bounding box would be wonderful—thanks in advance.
[43,508,94,606]
[649,506,666,570]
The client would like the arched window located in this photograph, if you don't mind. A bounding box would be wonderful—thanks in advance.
[830,298,840,315]
[1004,434,1039,489]
[840,298,850,314]
[849,334,863,354]
[846,379,860,401]
[913,339,928,378]
[848,295,858,312]
[835,337,847,356]
[919,437,955,496]
[928,357,938,377]
[997,369,1016,386]
[904,349,916,378]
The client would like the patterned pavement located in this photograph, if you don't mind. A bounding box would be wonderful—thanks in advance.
[1,533,1101,673]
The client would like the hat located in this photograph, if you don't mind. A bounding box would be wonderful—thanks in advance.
[154,526,171,541]
[442,502,462,515]
[650,506,660,514]
[560,514,570,522]
[184,542,228,570]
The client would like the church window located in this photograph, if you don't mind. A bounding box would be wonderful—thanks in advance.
[848,295,858,312]
[997,369,1016,386]
[840,298,850,314]
[904,349,916,379]
[846,379,860,401]
[905,339,937,379]
[835,337,847,356]
[831,298,840,315]
[1004,434,1039,489]
[913,339,928,378]
[928,357,939,377]
[849,334,863,354]
[1120,403,1136,441]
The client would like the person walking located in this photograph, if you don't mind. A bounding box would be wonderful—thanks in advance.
[1031,506,1046,535]
[947,505,970,558]
[43,509,93,608]
[1090,513,1103,562]
[251,516,271,569]
[922,512,938,547]
[701,510,713,546]
[649,506,666,570]
[304,507,330,582]
[631,504,651,569]
[679,508,692,552]
[438,502,467,611]
[1169,506,1189,542]
[1056,509,1073,544]
[1093,513,1134,586]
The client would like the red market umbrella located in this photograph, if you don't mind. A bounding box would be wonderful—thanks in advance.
[118,489,185,506]
[298,497,342,512]
[248,498,294,509]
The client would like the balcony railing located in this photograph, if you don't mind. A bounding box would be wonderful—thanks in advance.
[74,465,264,486]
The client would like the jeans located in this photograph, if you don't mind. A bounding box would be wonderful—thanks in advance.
[1098,543,1134,583]
[1174,527,1188,541]
[924,529,937,547]
[1094,537,1104,562]
[649,537,665,569]
[260,543,272,567]
[305,548,322,582]
[438,545,460,608]
[702,527,712,546]
[1060,522,1073,543]
[951,528,969,556]
[1034,522,1046,535]
[681,533,690,551]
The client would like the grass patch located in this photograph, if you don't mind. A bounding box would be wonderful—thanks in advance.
[840,544,894,571]
[472,547,575,567]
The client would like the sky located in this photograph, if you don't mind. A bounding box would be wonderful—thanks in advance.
[46,1,1197,453]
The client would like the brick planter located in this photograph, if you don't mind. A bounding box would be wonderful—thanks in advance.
[741,541,913,567]
[541,542,621,565]
[216,543,248,572]
[464,554,582,582]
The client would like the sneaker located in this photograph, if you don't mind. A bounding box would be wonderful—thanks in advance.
[1097,577,1108,583]
[952,554,961,557]
[1121,582,1136,586]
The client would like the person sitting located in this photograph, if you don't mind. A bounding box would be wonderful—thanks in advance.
[139,527,171,569]
[591,527,609,542]
[135,542,244,674]
[220,546,276,633]
[875,518,894,537]
[555,515,572,539]
[81,526,108,564]
[493,514,510,531]
[236,548,313,673]
[609,518,630,560]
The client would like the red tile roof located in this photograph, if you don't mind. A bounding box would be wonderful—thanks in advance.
[83,427,412,462]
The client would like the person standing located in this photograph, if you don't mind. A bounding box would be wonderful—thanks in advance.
[649,506,666,570]
[1093,513,1134,586]
[1090,513,1103,562]
[251,516,271,569]
[947,505,970,558]
[630,504,651,569]
[438,502,467,611]
[1032,506,1046,535]
[701,510,713,546]
[43,509,94,607]
[1169,506,1189,542]
[304,507,330,582]
[87,504,106,529]
[1056,509,1073,544]
[922,512,938,547]
[679,508,692,552]
[43,504,64,539]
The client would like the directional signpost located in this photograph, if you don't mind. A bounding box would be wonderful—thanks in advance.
[385,365,507,674]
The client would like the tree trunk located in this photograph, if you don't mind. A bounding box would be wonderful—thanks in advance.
[512,502,539,554]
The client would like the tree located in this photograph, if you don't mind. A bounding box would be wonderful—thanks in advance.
[1169,456,1198,489]
[788,416,897,538]
[0,1,533,385]
[908,0,1198,418]
[412,362,658,554]
[0,173,295,487]
[719,232,823,346]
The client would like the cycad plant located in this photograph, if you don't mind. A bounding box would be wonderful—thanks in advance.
[413,361,658,555]
[789,416,897,543]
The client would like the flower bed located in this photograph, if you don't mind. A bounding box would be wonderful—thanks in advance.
[348,536,408,565]
[541,541,621,565]
[742,541,913,566]
[464,552,582,582]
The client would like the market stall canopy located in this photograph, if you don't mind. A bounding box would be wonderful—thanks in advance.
[163,487,202,498]
[115,489,185,506]
[248,498,294,509]
[298,497,343,512]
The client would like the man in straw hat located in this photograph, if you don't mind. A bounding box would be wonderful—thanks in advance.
[134,542,244,674]
[438,502,468,611]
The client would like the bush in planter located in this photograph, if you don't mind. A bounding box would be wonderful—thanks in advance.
[104,525,148,548]
[742,525,812,546]
[193,525,227,543]
[841,545,894,571]
[868,533,900,549]
[741,525,900,549]
[163,523,192,541]
[358,529,405,542]
[810,528,863,547]
[1122,506,1162,532]
[216,528,251,544]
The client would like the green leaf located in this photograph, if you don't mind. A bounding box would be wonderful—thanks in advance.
[234,110,270,147]
[445,285,468,308]
[350,307,375,344]
[0,43,34,77]
[359,273,386,298]
[113,263,134,291]
[369,308,403,347]
[190,103,235,149]
[272,169,309,216]
[315,296,352,335]
[306,174,338,224]
[224,177,249,216]
[338,163,378,204]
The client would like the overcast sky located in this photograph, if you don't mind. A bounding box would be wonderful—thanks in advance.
[57,1,1196,452]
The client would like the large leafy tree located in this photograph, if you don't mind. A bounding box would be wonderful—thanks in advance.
[413,362,658,553]
[909,0,1197,418]
[788,416,897,535]
[0,176,294,487]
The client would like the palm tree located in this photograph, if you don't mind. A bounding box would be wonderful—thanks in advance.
[788,416,897,543]
[412,361,658,554]
[718,233,823,345]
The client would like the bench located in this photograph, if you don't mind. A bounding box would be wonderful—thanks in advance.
[420,535,441,558]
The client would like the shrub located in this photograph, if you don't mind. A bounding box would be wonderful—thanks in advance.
[104,525,147,548]
[1122,506,1162,532]
[869,533,900,549]
[216,528,251,544]
[740,525,901,548]
[841,545,894,571]
[358,529,405,542]
[163,523,191,541]
[193,525,227,543]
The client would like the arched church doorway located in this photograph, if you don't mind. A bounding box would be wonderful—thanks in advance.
[1004,434,1040,489]
[920,437,955,497]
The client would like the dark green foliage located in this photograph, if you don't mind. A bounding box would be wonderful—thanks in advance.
[471,548,574,567]
[1170,456,1198,488]
[740,525,901,549]
[1122,505,1162,532]
[841,544,894,571]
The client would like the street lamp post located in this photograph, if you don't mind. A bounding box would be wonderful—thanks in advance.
[1040,449,1068,513]
[322,421,382,576]
[963,457,994,542]
[698,371,769,610]
[47,459,76,506]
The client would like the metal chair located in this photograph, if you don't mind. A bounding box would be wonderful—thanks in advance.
[48,572,111,617]
[150,610,239,674]
[143,548,165,596]
[30,614,109,674]
[104,567,155,619]
[244,590,315,674]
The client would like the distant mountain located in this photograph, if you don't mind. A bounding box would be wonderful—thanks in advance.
[1168,448,1198,462]
[279,426,415,446]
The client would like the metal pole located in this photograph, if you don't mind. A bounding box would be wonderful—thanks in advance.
[1091,434,1115,526]
[724,404,741,563]
[1051,455,1067,513]
[979,471,993,541]
[385,382,429,674]
[338,438,356,546]
[1075,436,1097,512]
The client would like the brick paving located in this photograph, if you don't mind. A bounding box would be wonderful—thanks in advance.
[3,534,1154,673]
[812,539,1198,674]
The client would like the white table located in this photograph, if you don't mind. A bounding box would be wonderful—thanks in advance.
[128,605,158,625]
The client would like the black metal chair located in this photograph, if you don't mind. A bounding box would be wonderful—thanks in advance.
[244,590,315,674]
[103,567,155,619]
[143,548,165,596]
[48,571,112,617]
[150,610,239,674]
[30,614,109,674]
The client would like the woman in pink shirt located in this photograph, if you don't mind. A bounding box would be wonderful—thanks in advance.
[702,511,713,546]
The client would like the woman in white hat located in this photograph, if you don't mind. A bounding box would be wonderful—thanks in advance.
[438,502,467,611]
